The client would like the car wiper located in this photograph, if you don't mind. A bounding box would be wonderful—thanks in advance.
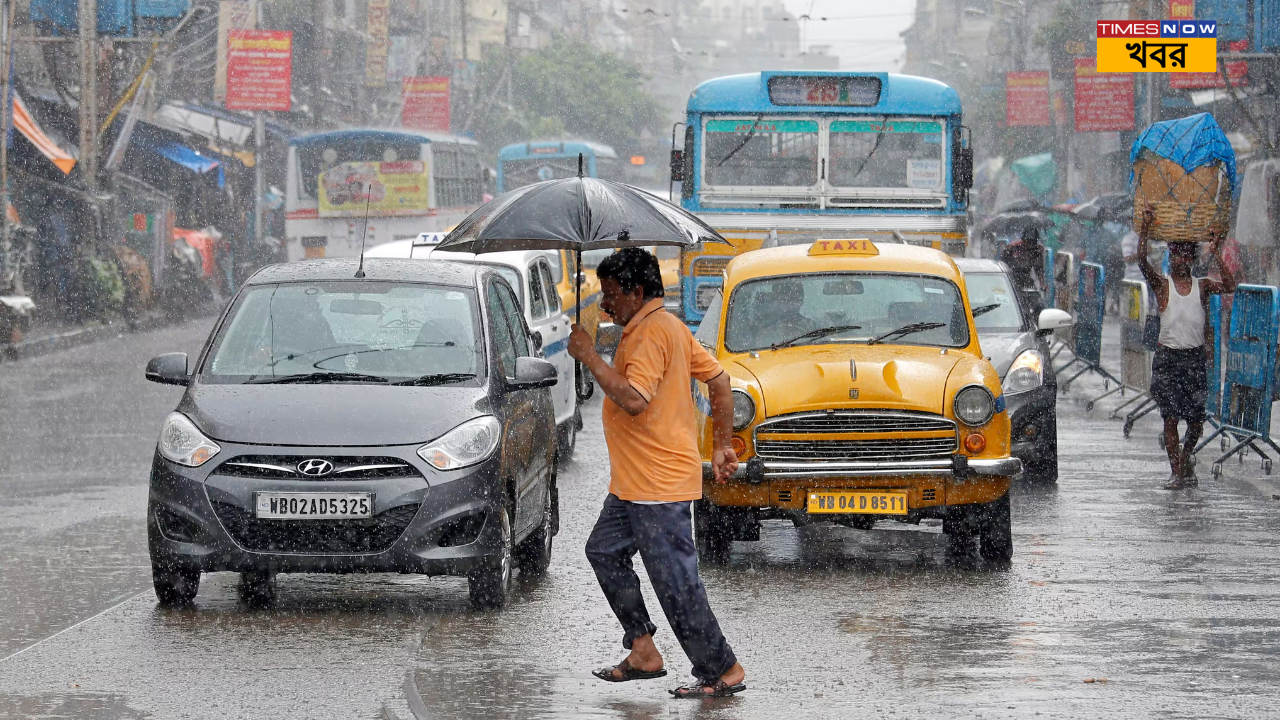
[866,322,947,345]
[971,303,1002,318]
[247,372,390,384]
[392,372,476,386]
[772,325,863,349]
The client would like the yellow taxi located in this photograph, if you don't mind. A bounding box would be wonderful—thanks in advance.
[553,249,602,397]
[692,239,1022,563]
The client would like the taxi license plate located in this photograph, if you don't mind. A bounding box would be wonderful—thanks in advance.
[806,491,908,515]
[254,492,372,520]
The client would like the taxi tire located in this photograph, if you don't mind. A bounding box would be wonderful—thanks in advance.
[978,493,1013,564]
[693,500,732,564]
[557,420,577,458]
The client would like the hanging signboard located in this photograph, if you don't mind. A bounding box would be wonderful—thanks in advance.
[1169,39,1248,89]
[226,30,293,111]
[1006,72,1050,127]
[215,1,255,103]
[318,161,432,217]
[1074,58,1134,132]
[365,0,390,88]
[401,76,451,132]
[1169,0,1195,20]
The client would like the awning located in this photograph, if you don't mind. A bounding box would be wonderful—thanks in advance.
[12,91,76,175]
[131,123,225,187]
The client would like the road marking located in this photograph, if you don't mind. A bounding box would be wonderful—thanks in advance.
[0,589,149,665]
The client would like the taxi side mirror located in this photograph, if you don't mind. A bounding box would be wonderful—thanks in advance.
[1036,308,1073,336]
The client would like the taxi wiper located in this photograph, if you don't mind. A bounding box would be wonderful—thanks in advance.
[248,371,390,384]
[971,303,1002,318]
[772,325,863,349]
[866,322,946,345]
[392,372,476,386]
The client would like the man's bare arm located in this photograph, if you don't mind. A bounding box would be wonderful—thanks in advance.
[1202,233,1238,296]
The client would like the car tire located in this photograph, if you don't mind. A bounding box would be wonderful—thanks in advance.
[978,493,1014,564]
[1025,416,1059,484]
[238,570,277,607]
[557,419,577,459]
[469,504,513,609]
[152,560,200,607]
[516,487,554,576]
[577,367,595,401]
[693,499,732,564]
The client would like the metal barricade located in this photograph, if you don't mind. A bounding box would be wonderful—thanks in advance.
[1043,247,1056,309]
[1049,250,1076,360]
[1195,284,1280,477]
[1101,280,1153,419]
[1058,261,1122,393]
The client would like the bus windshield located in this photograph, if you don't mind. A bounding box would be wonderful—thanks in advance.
[829,119,945,190]
[704,119,819,187]
[501,157,582,191]
[297,138,423,199]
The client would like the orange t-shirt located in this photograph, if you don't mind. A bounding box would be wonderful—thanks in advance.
[603,299,725,502]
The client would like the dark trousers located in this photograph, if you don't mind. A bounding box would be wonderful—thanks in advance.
[585,494,737,682]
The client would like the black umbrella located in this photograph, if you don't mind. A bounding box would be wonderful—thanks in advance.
[980,210,1053,239]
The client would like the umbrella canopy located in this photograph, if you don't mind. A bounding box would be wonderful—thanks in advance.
[980,210,1052,239]
[435,176,725,255]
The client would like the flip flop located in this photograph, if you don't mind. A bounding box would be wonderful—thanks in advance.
[592,658,668,683]
[670,679,747,698]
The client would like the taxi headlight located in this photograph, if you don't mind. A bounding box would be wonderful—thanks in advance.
[158,412,220,467]
[731,389,755,430]
[418,416,501,470]
[954,386,995,426]
[1002,350,1044,395]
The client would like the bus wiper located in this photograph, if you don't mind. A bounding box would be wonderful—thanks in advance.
[866,322,946,346]
[772,325,863,349]
[393,373,476,386]
[845,120,888,183]
[717,113,766,167]
[248,371,390,384]
[971,303,1002,318]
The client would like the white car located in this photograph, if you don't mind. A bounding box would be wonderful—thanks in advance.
[366,239,583,456]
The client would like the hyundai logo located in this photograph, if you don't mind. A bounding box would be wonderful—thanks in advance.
[297,459,334,477]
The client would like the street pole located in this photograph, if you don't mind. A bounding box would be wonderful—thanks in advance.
[254,1,265,247]
[0,0,12,291]
[79,0,97,192]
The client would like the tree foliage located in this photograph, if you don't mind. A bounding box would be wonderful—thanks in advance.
[470,40,666,155]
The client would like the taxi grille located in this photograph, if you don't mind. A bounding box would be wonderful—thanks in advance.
[755,437,958,461]
[758,411,955,435]
[212,502,420,554]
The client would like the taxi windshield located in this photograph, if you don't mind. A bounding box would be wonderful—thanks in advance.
[204,281,482,383]
[724,272,969,351]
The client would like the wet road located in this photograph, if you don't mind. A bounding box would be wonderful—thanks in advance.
[1,321,1279,718]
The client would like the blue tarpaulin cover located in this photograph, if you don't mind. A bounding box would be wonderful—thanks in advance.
[140,137,225,188]
[1129,112,1237,194]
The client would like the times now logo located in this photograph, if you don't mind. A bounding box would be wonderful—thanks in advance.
[1096,20,1217,38]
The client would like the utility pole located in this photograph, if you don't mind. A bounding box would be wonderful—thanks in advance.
[253,1,265,247]
[78,0,98,192]
[0,0,12,291]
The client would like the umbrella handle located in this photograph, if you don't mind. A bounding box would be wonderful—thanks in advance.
[575,247,585,401]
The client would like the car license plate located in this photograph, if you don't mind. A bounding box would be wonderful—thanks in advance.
[806,490,908,515]
[254,492,372,519]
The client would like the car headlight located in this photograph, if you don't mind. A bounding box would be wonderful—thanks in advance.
[731,389,755,430]
[953,386,995,426]
[1003,349,1044,395]
[418,416,501,470]
[158,412,221,467]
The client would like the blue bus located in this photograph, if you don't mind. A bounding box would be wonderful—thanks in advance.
[496,140,620,193]
[670,71,972,328]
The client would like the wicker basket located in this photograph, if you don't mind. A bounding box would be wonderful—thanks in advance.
[1132,151,1231,242]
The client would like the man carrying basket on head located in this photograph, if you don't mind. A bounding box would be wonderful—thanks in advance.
[1136,211,1236,489]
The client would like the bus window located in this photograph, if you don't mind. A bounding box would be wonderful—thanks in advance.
[502,157,580,190]
[829,120,945,190]
[703,119,818,187]
[433,143,483,208]
[298,138,422,199]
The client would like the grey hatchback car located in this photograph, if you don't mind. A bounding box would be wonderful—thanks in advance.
[145,258,559,609]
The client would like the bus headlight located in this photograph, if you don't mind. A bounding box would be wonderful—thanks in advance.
[732,390,755,430]
[1002,350,1044,395]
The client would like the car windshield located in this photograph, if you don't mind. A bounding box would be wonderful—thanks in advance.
[204,281,481,383]
[724,272,969,352]
[965,272,1025,332]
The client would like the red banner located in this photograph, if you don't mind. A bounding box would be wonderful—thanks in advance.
[1169,40,1248,89]
[1074,58,1134,132]
[401,76,450,132]
[1006,72,1050,127]
[1168,0,1195,20]
[226,30,293,112]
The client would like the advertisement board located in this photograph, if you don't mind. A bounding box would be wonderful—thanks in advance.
[318,161,432,217]
[1074,58,1134,132]
[226,30,292,112]
[365,0,390,87]
[1006,72,1050,127]
[401,76,451,132]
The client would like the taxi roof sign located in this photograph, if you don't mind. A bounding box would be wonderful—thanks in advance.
[809,239,878,256]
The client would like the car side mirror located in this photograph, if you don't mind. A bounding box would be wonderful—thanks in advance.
[146,352,190,386]
[955,147,974,190]
[530,331,544,353]
[1036,308,1073,336]
[509,356,558,389]
[670,149,685,182]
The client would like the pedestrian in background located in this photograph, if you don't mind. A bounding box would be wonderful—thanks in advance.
[566,248,747,698]
[1137,212,1237,489]
[1001,225,1046,317]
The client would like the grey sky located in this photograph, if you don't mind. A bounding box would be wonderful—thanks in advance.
[780,0,916,72]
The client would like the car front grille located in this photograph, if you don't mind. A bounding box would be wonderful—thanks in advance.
[211,501,420,554]
[215,456,416,480]
[754,411,958,462]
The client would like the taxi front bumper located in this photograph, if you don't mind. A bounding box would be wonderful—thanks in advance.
[703,456,1023,482]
